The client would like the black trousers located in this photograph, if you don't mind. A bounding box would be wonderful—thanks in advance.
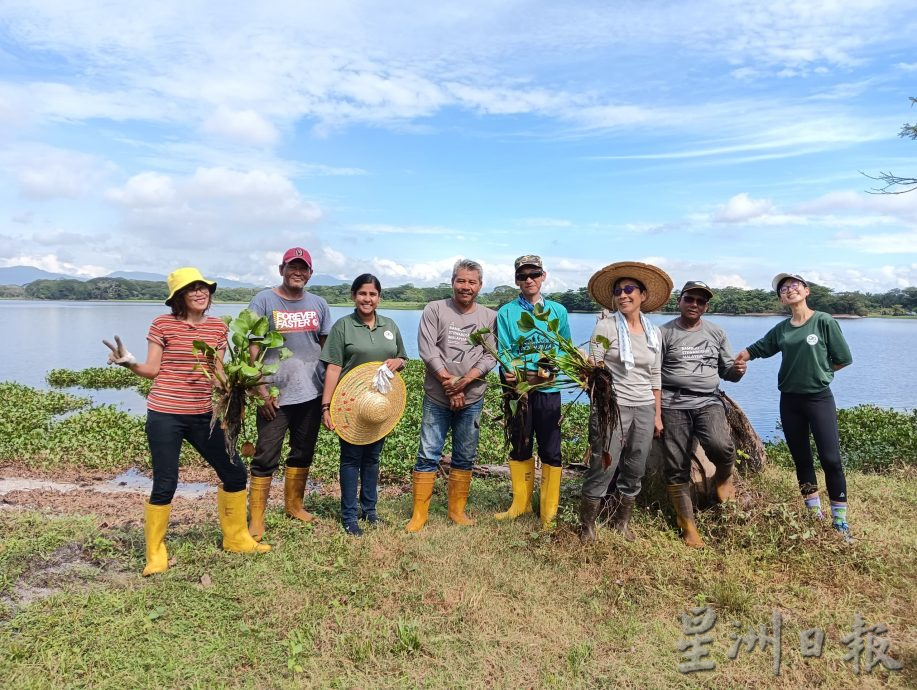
[779,388,847,502]
[145,410,247,505]
[250,397,322,477]
[509,390,562,468]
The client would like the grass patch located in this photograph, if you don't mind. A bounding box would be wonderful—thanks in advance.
[1,465,913,688]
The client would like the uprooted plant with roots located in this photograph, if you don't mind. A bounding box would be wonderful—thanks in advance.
[193,309,291,456]
[469,303,621,458]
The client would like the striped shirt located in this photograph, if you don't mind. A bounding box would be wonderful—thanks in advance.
[146,314,227,414]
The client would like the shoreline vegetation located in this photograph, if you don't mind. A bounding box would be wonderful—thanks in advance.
[1,365,915,687]
[1,276,915,316]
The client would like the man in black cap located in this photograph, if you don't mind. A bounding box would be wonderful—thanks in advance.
[659,280,746,547]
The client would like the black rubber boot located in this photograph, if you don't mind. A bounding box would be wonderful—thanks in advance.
[610,493,636,542]
[579,496,602,545]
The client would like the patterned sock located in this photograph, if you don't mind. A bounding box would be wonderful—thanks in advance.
[830,502,848,527]
[804,495,823,519]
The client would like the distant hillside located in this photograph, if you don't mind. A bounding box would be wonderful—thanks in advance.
[107,271,260,288]
[310,273,349,286]
[0,265,83,285]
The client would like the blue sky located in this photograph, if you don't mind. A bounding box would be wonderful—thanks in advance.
[1,1,916,292]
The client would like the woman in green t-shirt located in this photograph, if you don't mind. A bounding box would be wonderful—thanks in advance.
[320,274,407,536]
[735,273,853,543]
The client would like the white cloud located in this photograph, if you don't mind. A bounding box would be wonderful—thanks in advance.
[1,145,114,200]
[106,172,176,206]
[713,193,776,223]
[201,106,280,147]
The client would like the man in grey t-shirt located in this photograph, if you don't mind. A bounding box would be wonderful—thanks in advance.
[659,280,746,548]
[247,247,332,541]
[405,259,497,532]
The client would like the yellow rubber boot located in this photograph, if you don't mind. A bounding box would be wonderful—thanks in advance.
[494,458,535,520]
[284,466,315,523]
[447,468,475,526]
[218,487,271,553]
[406,471,437,532]
[248,475,272,541]
[142,502,171,576]
[539,464,563,529]
[667,484,705,549]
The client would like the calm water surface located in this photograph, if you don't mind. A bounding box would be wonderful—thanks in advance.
[4,301,914,440]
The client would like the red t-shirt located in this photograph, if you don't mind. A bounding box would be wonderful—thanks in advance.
[146,315,227,414]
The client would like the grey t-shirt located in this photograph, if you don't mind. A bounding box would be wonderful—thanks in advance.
[418,298,497,407]
[659,318,743,410]
[589,316,661,406]
[248,289,332,405]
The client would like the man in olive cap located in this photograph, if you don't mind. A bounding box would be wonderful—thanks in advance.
[494,254,571,528]
[659,280,746,547]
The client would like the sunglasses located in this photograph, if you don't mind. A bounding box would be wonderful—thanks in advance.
[778,281,803,295]
[613,285,642,296]
[515,270,544,281]
[681,295,708,306]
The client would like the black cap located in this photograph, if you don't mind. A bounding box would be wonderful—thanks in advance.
[679,280,714,299]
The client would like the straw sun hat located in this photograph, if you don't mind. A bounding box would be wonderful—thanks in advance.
[587,261,674,313]
[330,362,408,445]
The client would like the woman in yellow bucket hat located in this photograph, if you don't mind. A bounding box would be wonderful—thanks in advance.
[103,267,270,576]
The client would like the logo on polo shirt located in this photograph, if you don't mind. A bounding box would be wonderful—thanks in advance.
[383,330,394,340]
[806,334,819,346]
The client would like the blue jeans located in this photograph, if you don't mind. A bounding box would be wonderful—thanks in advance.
[414,397,484,472]
[339,437,385,525]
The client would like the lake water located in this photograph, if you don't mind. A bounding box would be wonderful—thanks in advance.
[3,300,914,440]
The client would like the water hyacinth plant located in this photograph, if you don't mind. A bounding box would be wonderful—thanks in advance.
[192,309,291,455]
[469,303,621,461]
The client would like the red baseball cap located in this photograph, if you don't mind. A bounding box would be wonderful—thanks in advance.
[281,247,312,268]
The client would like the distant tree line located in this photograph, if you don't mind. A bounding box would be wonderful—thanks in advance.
[6,277,916,316]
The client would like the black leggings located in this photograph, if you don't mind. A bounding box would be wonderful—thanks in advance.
[779,388,847,502]
[146,410,248,504]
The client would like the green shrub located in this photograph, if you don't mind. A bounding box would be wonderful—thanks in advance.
[765,404,916,473]
[3,363,591,480]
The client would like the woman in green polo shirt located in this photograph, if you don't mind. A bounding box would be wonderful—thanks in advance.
[735,273,853,543]
[320,273,407,536]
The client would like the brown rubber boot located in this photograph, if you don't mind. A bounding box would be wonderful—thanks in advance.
[667,483,705,548]
[248,474,272,541]
[610,492,637,542]
[406,471,437,532]
[447,468,475,526]
[579,496,602,545]
[284,466,315,523]
[713,463,737,503]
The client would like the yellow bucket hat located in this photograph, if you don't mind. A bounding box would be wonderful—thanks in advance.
[330,362,408,445]
[165,267,217,305]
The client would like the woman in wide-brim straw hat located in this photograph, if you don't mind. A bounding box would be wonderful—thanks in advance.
[579,261,673,544]
[735,273,853,543]
[320,273,408,536]
[103,267,269,577]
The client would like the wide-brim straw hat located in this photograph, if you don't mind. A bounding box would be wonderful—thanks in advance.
[587,261,674,313]
[165,267,216,305]
[330,361,408,445]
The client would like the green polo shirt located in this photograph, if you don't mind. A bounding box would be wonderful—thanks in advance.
[320,311,408,376]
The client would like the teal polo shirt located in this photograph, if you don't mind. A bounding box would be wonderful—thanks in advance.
[320,311,408,376]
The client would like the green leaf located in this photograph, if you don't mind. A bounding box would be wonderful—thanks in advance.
[240,364,260,378]
[518,311,536,331]
[508,399,518,417]
[278,347,293,361]
[548,318,559,332]
[262,364,279,376]
[593,335,610,349]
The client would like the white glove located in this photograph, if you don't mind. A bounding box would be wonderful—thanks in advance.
[103,335,137,367]
[372,363,395,394]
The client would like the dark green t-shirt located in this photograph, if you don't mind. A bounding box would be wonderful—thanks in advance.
[746,311,852,394]
[320,311,407,377]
